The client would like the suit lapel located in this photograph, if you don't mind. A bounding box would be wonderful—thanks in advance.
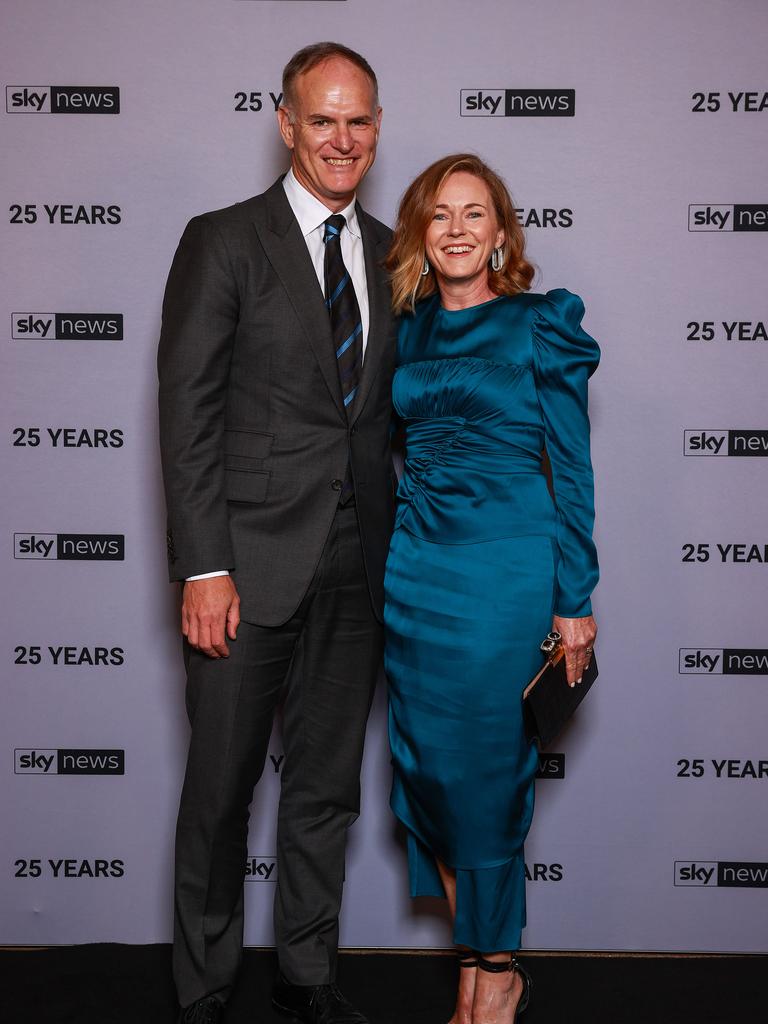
[351,206,391,426]
[253,180,345,420]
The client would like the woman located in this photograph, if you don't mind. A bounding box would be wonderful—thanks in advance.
[384,154,599,1024]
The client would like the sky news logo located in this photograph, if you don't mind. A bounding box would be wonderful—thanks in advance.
[12,313,123,341]
[6,86,119,114]
[679,649,768,674]
[460,89,575,117]
[684,430,768,456]
[245,856,277,881]
[688,205,768,231]
[674,861,768,887]
[14,748,125,775]
[14,534,124,560]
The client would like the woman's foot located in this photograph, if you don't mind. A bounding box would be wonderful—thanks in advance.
[471,953,530,1024]
[447,948,477,1024]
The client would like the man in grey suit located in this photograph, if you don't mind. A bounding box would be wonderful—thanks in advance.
[158,42,396,1024]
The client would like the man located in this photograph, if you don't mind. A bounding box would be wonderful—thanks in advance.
[158,42,396,1024]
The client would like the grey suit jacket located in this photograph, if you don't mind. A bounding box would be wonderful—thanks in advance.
[158,178,397,626]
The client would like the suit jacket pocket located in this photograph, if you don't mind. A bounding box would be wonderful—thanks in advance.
[225,467,270,503]
[224,428,274,459]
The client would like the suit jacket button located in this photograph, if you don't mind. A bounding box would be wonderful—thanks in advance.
[331,479,343,491]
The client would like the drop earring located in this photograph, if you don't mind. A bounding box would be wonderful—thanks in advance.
[421,256,430,276]
[491,247,504,272]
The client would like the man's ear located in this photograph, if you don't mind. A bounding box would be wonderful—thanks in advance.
[277,106,295,149]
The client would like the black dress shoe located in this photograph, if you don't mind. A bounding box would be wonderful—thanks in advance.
[272,974,369,1024]
[177,995,225,1023]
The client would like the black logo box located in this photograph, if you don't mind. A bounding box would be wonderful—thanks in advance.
[50,87,119,113]
[54,313,123,340]
[57,534,124,560]
[536,753,565,778]
[732,206,768,231]
[720,649,768,673]
[725,430,768,455]
[675,861,768,886]
[58,748,124,774]
[718,862,768,887]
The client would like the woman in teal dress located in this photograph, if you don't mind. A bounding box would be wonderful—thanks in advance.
[384,155,599,1024]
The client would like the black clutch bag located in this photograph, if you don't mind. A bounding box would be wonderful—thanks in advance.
[522,632,598,747]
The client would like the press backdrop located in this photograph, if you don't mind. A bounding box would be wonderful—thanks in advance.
[2,0,767,952]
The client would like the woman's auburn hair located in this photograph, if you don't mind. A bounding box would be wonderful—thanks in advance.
[385,153,535,314]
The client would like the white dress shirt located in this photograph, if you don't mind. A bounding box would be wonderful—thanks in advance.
[187,169,369,581]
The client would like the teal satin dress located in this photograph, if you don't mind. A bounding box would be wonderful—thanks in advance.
[384,288,599,952]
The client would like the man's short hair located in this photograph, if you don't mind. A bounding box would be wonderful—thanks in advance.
[282,42,379,111]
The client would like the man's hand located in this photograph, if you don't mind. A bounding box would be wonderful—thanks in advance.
[552,614,597,688]
[182,576,240,658]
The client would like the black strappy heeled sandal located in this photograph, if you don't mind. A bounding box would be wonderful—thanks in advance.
[475,954,532,1019]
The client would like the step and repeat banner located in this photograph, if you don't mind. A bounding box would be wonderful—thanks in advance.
[2,1,766,952]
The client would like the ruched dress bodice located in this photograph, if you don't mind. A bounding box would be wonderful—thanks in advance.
[393,288,599,616]
[384,288,600,953]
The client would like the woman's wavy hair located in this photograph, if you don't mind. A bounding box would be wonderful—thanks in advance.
[386,153,535,314]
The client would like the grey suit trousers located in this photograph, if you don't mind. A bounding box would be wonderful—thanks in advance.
[173,505,382,1005]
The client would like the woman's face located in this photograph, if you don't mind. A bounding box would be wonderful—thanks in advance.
[425,172,505,287]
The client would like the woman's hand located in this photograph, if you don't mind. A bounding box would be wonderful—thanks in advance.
[552,614,597,687]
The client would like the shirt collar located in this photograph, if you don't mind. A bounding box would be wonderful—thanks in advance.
[283,167,361,239]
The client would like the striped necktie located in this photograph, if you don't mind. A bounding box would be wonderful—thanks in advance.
[323,214,363,417]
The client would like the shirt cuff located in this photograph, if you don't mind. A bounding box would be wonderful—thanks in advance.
[186,570,230,581]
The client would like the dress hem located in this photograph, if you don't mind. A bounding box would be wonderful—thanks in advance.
[391,797,526,875]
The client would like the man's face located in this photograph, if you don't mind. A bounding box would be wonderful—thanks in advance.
[278,57,382,211]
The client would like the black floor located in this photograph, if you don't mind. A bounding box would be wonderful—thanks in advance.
[1,945,764,1024]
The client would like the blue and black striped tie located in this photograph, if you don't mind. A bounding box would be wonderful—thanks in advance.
[323,214,363,417]
[324,214,362,504]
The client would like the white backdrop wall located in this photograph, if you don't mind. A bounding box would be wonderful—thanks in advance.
[2,0,767,952]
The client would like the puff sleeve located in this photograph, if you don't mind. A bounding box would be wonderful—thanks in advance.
[532,289,600,617]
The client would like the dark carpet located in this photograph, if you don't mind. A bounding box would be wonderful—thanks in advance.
[1,945,763,1024]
